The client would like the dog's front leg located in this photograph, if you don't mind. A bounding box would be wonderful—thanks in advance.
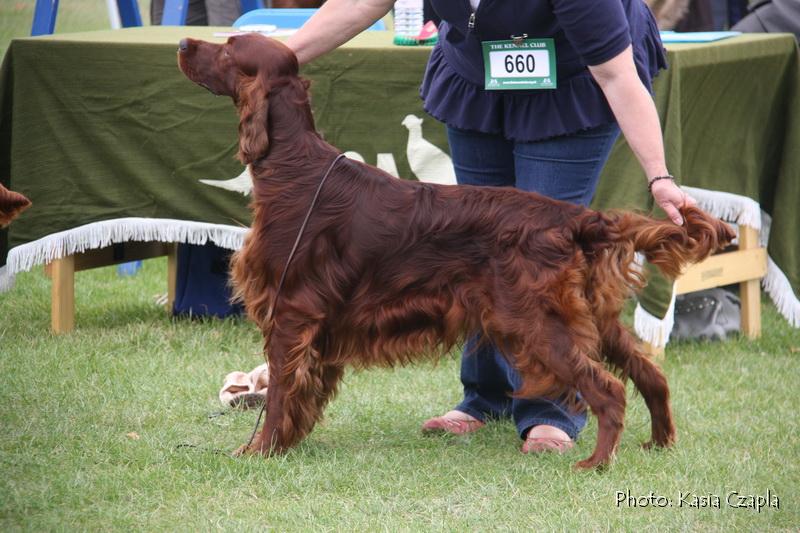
[235,324,343,456]
[242,355,291,456]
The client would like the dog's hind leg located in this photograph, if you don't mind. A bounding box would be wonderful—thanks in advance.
[509,317,626,470]
[242,323,344,456]
[571,364,627,470]
[601,321,676,450]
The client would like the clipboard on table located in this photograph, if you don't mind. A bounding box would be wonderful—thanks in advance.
[659,31,741,43]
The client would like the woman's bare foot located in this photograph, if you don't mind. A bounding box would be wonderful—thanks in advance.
[521,424,574,454]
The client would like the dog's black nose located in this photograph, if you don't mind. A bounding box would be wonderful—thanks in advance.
[178,39,189,52]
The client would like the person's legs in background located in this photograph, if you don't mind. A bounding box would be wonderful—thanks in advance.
[727,0,749,26]
[205,0,241,26]
[150,0,209,25]
[150,0,164,25]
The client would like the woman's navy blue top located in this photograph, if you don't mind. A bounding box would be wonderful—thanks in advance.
[420,0,667,141]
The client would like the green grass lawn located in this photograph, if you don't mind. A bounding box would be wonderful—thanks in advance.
[1,258,799,531]
[2,2,800,530]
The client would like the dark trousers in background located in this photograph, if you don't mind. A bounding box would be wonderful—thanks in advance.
[172,242,243,318]
[150,0,240,26]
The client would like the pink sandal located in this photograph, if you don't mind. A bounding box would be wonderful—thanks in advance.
[421,415,485,435]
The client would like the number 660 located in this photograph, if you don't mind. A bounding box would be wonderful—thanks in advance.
[504,54,535,73]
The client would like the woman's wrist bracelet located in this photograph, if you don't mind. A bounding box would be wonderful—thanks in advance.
[647,175,675,193]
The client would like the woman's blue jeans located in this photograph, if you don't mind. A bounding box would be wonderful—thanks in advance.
[446,122,621,440]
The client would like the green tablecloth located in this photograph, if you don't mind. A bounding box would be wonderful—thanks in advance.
[1,27,798,333]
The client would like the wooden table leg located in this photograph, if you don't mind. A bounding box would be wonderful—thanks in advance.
[51,255,75,334]
[738,225,761,338]
[642,341,665,362]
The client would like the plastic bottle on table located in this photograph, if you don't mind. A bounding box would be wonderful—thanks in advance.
[393,0,424,46]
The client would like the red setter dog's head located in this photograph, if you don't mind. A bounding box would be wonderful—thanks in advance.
[178,34,307,164]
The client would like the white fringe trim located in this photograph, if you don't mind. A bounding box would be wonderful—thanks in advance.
[0,264,14,292]
[763,257,800,327]
[753,211,799,327]
[682,186,762,230]
[760,211,772,249]
[4,218,249,278]
[634,284,677,347]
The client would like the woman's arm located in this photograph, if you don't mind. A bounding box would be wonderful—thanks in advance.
[588,45,694,225]
[284,0,395,65]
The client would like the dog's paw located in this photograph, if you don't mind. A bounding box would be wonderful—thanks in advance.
[641,436,675,450]
[573,450,616,470]
[232,444,254,457]
[642,428,676,450]
[573,457,610,471]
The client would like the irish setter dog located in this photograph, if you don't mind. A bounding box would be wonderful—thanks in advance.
[178,34,734,469]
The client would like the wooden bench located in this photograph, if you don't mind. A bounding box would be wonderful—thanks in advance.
[45,242,178,334]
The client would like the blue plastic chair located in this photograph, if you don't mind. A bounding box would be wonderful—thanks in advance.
[233,8,385,30]
[31,0,142,36]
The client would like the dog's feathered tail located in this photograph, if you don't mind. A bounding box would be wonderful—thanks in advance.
[0,184,31,227]
[574,206,735,317]
[613,206,735,278]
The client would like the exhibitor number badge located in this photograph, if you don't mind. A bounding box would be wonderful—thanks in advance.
[482,38,557,90]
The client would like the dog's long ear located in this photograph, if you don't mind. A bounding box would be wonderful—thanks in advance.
[237,77,269,164]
